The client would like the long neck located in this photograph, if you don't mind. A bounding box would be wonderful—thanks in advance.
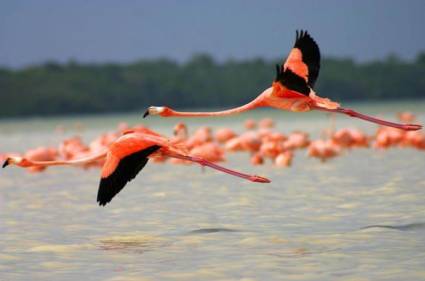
[24,151,107,167]
[167,96,264,117]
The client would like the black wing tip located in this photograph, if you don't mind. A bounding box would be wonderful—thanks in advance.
[296,30,306,41]
[96,145,161,206]
[295,29,315,44]
[97,177,114,206]
[293,29,321,87]
[143,109,149,118]
[97,199,109,206]
[295,29,310,36]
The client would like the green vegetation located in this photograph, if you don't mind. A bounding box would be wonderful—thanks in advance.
[0,53,424,118]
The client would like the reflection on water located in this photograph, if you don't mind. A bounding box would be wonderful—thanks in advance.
[1,102,425,280]
[361,222,425,231]
[98,234,169,253]
[186,228,241,234]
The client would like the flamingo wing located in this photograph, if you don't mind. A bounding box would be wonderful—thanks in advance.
[97,145,160,206]
[275,66,310,96]
[282,30,320,88]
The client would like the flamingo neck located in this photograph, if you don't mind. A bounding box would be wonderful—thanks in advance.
[14,151,107,168]
[166,96,265,117]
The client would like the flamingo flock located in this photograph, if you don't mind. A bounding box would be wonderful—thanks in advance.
[2,115,423,172]
[1,30,423,206]
[2,114,423,172]
[2,112,424,204]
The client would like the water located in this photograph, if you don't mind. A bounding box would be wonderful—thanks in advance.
[1,101,425,280]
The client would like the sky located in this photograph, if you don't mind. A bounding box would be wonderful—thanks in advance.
[1,0,425,68]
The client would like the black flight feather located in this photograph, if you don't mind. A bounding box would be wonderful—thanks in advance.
[275,65,310,95]
[97,145,161,206]
[293,30,321,87]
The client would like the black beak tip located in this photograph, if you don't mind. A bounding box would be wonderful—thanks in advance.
[143,110,149,118]
[2,159,9,168]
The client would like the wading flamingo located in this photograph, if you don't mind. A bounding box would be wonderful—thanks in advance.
[3,129,269,206]
[144,30,421,131]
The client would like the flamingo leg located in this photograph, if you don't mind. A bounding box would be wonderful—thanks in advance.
[312,105,422,131]
[167,153,270,183]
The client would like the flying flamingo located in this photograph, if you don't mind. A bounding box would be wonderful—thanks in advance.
[144,30,421,131]
[3,129,269,206]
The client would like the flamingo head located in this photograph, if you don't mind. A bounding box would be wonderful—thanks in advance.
[143,106,172,118]
[2,156,32,168]
[173,122,188,137]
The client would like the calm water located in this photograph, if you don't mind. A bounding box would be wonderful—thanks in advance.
[1,101,425,281]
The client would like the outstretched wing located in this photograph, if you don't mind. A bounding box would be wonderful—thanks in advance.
[282,30,321,88]
[275,65,310,96]
[275,64,340,109]
[97,145,161,206]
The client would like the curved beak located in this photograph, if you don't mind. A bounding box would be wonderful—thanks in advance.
[2,158,10,168]
[143,106,165,118]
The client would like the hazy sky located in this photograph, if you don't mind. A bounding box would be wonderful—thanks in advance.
[1,0,424,68]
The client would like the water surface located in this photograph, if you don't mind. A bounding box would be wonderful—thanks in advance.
[1,101,425,280]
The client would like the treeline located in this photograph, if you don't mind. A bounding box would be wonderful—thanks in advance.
[0,53,425,118]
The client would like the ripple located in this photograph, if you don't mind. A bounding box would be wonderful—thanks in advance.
[28,243,93,253]
[360,222,425,231]
[97,233,169,253]
[186,227,241,235]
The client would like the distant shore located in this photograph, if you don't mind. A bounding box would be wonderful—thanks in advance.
[1,53,424,118]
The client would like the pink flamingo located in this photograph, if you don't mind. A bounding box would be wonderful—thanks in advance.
[144,31,421,131]
[3,129,270,205]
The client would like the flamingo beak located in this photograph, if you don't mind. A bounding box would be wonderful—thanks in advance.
[2,158,10,168]
[143,106,165,118]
